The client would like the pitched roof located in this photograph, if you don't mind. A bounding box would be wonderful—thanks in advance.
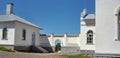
[0,14,42,29]
[84,14,95,20]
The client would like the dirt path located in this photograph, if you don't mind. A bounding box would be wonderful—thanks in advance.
[0,51,65,58]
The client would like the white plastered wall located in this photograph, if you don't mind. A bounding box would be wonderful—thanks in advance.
[96,0,120,54]
[14,21,40,46]
[79,17,95,50]
[44,34,79,47]
[67,37,79,45]
[0,22,15,45]
[79,25,95,50]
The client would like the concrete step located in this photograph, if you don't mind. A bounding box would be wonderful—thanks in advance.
[36,46,48,53]
[41,47,54,52]
[31,46,48,53]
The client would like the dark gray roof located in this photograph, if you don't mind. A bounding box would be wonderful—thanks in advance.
[84,14,95,19]
[0,14,41,29]
[67,34,79,37]
[54,34,64,37]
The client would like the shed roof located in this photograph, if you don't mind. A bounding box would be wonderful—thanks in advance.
[84,14,95,20]
[0,14,41,29]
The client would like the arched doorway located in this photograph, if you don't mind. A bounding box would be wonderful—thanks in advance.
[55,39,61,52]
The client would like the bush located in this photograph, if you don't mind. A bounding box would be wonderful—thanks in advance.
[0,46,15,52]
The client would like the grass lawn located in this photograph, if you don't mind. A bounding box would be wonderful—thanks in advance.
[0,46,15,52]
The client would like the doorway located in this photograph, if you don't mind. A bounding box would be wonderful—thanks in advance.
[32,33,35,46]
[55,39,61,52]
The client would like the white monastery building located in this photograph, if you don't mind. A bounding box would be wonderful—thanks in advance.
[0,3,42,52]
[0,0,120,57]
[95,0,120,58]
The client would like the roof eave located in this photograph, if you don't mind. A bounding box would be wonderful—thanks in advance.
[84,18,95,19]
[14,20,42,29]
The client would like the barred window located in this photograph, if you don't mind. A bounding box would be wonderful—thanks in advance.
[87,30,93,44]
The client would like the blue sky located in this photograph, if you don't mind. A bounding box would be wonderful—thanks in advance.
[0,0,95,34]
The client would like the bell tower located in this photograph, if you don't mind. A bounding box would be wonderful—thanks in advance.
[79,9,95,54]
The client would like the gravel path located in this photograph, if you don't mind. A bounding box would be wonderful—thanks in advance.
[0,51,65,58]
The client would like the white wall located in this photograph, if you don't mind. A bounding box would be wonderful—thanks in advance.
[96,0,120,54]
[80,26,95,50]
[39,35,52,47]
[50,35,65,47]
[67,37,79,44]
[67,37,79,46]
[15,21,40,46]
[0,22,15,45]
[40,34,80,47]
[79,18,95,50]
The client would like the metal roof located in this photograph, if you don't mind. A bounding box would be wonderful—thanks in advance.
[84,14,95,20]
[0,14,41,29]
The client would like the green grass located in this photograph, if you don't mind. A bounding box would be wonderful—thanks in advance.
[62,54,93,58]
[0,46,15,52]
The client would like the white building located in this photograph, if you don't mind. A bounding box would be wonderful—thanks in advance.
[79,9,95,54]
[40,33,80,54]
[0,3,42,52]
[95,0,120,58]
[1,1,120,57]
[0,3,95,54]
[39,9,95,55]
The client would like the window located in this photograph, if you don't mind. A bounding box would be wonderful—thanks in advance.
[118,11,120,40]
[2,28,7,40]
[87,30,93,44]
[22,29,26,40]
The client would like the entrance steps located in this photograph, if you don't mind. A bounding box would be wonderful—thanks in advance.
[31,46,48,53]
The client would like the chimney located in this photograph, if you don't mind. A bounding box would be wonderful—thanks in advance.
[6,3,14,14]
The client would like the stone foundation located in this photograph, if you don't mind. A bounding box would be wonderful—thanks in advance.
[51,46,80,55]
[61,47,80,55]
[80,50,95,54]
[0,45,14,50]
[95,53,120,58]
[14,46,31,52]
